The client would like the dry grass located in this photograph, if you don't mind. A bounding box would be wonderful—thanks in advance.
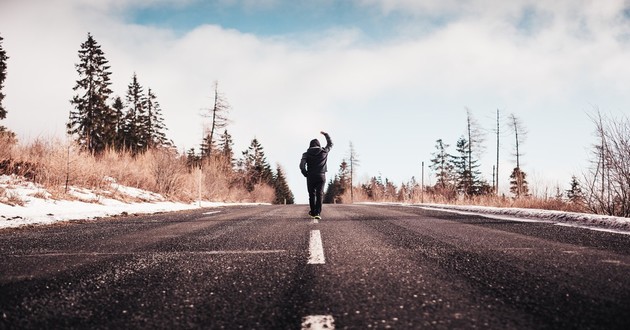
[398,192,585,213]
[0,138,272,204]
[347,181,586,213]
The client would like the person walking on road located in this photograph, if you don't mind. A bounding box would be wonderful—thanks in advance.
[300,131,333,219]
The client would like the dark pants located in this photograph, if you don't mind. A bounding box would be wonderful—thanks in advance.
[307,174,326,215]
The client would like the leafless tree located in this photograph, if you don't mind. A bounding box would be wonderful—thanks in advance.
[507,113,528,197]
[465,108,486,175]
[583,111,630,216]
[201,81,230,158]
[348,141,360,203]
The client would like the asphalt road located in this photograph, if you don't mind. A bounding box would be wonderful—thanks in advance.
[1,204,630,329]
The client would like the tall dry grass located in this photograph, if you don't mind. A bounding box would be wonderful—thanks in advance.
[393,191,585,212]
[0,138,273,203]
[346,180,585,213]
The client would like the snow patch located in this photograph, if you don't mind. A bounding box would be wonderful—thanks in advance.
[0,175,251,229]
[416,203,630,233]
[359,202,630,234]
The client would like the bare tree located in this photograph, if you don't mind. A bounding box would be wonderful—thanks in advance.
[201,81,230,158]
[455,108,489,197]
[583,111,630,216]
[507,113,529,197]
[348,141,360,203]
[465,108,486,174]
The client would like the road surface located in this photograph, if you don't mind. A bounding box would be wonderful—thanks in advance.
[1,204,629,329]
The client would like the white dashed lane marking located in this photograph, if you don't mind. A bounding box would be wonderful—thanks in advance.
[301,315,335,329]
[308,230,325,264]
[203,211,222,215]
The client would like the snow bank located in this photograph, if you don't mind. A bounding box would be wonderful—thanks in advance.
[357,201,630,234]
[416,203,630,233]
[0,175,241,229]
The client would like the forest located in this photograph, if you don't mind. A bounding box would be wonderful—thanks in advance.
[0,33,294,205]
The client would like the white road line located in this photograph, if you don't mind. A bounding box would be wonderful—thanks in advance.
[312,218,319,224]
[301,315,335,330]
[554,223,630,235]
[308,230,325,264]
[203,211,222,215]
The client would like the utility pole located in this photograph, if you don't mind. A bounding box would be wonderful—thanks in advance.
[492,165,496,194]
[496,109,500,195]
[198,166,202,207]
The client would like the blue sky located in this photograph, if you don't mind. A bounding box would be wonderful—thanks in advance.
[130,1,404,39]
[2,0,630,203]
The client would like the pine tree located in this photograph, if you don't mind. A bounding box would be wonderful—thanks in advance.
[68,33,114,154]
[122,73,146,153]
[273,165,294,204]
[217,129,235,172]
[453,136,489,196]
[384,178,397,200]
[144,88,169,148]
[361,176,385,201]
[324,176,344,204]
[453,136,473,195]
[241,138,273,191]
[186,148,201,170]
[509,167,529,197]
[566,175,584,205]
[429,139,455,193]
[111,96,125,150]
[0,34,8,123]
[324,159,350,203]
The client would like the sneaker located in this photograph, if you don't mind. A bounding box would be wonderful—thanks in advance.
[314,215,321,220]
[308,211,316,218]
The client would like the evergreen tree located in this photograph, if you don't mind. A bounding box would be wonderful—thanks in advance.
[509,167,529,197]
[273,165,294,204]
[453,136,473,195]
[566,175,584,205]
[429,139,456,194]
[111,96,125,150]
[200,133,216,159]
[122,73,146,153]
[324,175,343,204]
[186,148,201,170]
[384,178,397,200]
[68,33,114,154]
[241,138,273,191]
[144,88,168,148]
[324,159,350,203]
[361,176,385,201]
[217,129,235,172]
[453,136,489,196]
[0,34,8,123]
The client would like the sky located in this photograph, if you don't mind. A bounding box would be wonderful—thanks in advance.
[2,0,630,203]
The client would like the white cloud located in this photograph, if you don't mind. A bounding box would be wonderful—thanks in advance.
[2,0,630,202]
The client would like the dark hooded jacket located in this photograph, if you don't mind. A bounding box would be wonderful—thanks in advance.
[300,133,333,177]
